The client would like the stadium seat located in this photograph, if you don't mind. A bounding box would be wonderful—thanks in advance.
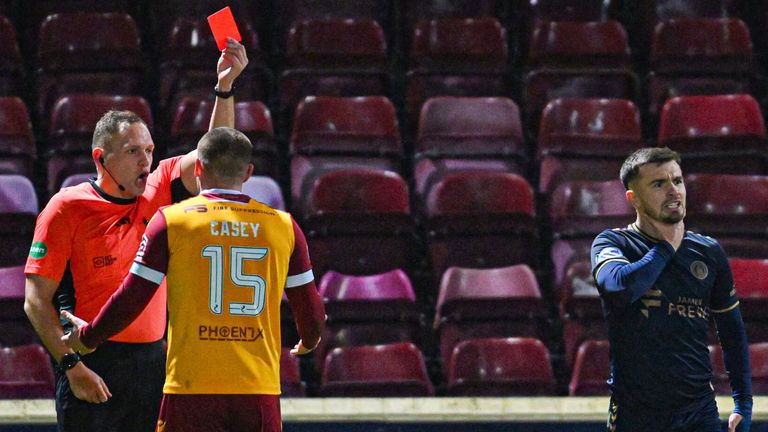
[319,342,434,396]
[0,16,23,97]
[241,176,285,210]
[729,258,768,342]
[158,17,268,121]
[273,0,393,55]
[646,18,754,122]
[711,342,768,395]
[290,96,401,157]
[169,98,277,176]
[315,269,422,374]
[278,19,391,137]
[0,265,38,346]
[549,179,634,238]
[280,347,305,397]
[60,173,95,189]
[434,264,548,373]
[568,339,610,396]
[0,97,35,178]
[424,172,538,278]
[302,168,417,278]
[416,96,525,159]
[528,20,631,70]
[0,175,38,266]
[684,174,768,237]
[0,344,55,399]
[447,337,557,396]
[35,13,144,121]
[658,94,767,175]
[47,94,152,195]
[405,18,509,135]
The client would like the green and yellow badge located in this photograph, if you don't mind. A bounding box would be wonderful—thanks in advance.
[29,241,48,259]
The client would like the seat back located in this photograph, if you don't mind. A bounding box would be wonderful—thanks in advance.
[307,168,409,216]
[549,179,634,237]
[528,20,631,69]
[416,96,524,158]
[568,339,610,395]
[448,337,556,395]
[0,97,35,176]
[409,17,507,71]
[0,344,55,398]
[684,174,768,236]
[286,19,387,69]
[427,171,534,217]
[241,176,285,211]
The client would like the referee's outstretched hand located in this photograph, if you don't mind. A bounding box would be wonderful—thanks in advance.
[60,310,95,355]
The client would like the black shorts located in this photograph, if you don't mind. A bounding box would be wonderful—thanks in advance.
[607,393,721,432]
[55,340,166,432]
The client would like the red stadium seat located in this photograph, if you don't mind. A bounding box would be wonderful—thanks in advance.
[278,19,391,137]
[169,98,277,176]
[549,179,634,238]
[47,94,152,195]
[658,95,767,174]
[711,342,768,395]
[320,342,434,396]
[0,344,55,398]
[435,264,547,372]
[684,174,768,237]
[315,269,421,374]
[0,265,38,346]
[729,258,768,341]
[447,337,557,396]
[303,169,417,278]
[569,339,610,395]
[0,97,35,178]
[646,18,754,121]
[290,96,401,157]
[528,20,631,70]
[280,347,305,397]
[416,96,525,159]
[36,13,143,121]
[405,18,509,135]
[424,172,538,277]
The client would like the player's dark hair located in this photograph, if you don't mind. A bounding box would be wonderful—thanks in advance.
[197,127,252,180]
[620,147,681,190]
[92,110,147,153]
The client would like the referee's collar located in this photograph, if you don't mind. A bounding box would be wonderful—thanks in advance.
[88,178,138,205]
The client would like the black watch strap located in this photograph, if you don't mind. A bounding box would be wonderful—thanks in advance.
[213,84,235,99]
[58,352,81,373]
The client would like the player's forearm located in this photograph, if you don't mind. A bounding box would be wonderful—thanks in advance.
[286,283,326,349]
[80,272,160,348]
[714,306,753,415]
[596,242,675,305]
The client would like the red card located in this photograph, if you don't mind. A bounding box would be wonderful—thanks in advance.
[207,7,242,51]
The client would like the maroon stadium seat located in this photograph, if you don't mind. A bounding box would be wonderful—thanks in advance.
[528,20,631,70]
[685,174,768,237]
[0,265,38,346]
[435,264,547,372]
[549,179,634,238]
[303,169,417,278]
[314,269,421,374]
[0,344,55,398]
[320,342,434,396]
[729,258,768,341]
[47,94,152,195]
[448,337,557,396]
[0,175,38,267]
[658,94,767,174]
[711,342,768,395]
[241,176,285,211]
[36,13,143,121]
[0,97,35,178]
[0,16,22,96]
[569,339,610,395]
[424,171,538,277]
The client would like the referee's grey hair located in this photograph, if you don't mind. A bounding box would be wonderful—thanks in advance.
[197,127,252,180]
[620,147,681,190]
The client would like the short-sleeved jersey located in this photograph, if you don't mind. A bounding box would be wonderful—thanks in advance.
[133,190,313,395]
[591,226,739,411]
[24,156,187,343]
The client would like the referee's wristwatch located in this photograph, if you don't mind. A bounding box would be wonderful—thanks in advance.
[213,84,235,99]
[58,352,81,373]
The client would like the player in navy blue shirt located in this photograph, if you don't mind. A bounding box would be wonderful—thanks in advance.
[591,147,752,432]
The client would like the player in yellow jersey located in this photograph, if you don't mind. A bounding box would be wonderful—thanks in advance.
[61,127,326,432]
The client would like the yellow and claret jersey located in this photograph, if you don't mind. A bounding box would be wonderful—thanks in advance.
[24,156,188,343]
[125,190,313,395]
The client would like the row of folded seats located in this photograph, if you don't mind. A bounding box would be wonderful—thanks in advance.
[1,4,767,143]
[2,90,767,201]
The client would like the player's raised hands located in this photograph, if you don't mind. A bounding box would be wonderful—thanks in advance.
[217,38,248,90]
[60,310,95,355]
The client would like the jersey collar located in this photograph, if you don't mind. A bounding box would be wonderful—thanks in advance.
[88,178,138,205]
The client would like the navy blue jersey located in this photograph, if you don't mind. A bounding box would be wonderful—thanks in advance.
[591,225,739,412]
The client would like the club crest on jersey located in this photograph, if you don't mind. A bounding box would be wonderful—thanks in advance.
[690,261,708,280]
